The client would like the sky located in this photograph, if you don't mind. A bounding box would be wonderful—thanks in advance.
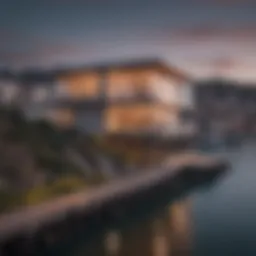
[1,0,256,82]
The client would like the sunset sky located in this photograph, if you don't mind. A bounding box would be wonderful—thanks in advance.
[1,0,256,82]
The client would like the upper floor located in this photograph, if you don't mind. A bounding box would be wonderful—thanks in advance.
[0,59,194,110]
[55,59,194,108]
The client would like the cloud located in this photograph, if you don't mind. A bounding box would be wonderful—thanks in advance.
[205,57,239,69]
[0,28,25,47]
[43,0,118,5]
[0,40,85,68]
[191,0,255,6]
[47,0,256,6]
[31,43,82,56]
[172,26,256,43]
[0,29,19,40]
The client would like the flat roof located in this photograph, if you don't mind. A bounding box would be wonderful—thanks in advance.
[1,58,189,83]
[54,58,188,81]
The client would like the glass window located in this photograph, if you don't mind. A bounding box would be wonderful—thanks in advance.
[149,74,179,104]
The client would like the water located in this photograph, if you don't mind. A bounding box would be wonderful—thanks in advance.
[193,143,256,256]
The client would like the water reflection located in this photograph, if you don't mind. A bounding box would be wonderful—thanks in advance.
[74,200,192,256]
[193,143,256,256]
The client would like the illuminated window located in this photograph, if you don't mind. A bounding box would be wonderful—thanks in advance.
[149,73,179,104]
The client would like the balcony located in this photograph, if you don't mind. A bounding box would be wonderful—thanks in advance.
[107,121,197,139]
[107,91,159,104]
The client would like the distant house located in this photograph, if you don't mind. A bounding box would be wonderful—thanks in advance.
[0,70,54,118]
[194,79,256,137]
[0,59,196,138]
[0,70,19,106]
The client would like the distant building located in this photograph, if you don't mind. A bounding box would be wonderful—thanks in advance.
[0,69,54,118]
[195,79,256,137]
[0,70,19,106]
[0,59,196,138]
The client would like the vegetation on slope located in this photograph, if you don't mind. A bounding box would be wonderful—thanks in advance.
[0,107,110,213]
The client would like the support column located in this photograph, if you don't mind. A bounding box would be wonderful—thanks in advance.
[73,234,108,256]
[74,199,192,256]
[169,199,192,256]
[104,230,122,256]
[151,209,173,256]
[99,70,108,99]
[73,230,122,256]
[115,209,174,256]
[117,218,155,256]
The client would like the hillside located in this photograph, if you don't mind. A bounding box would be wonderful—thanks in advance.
[0,107,125,213]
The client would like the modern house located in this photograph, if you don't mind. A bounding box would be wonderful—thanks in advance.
[0,59,196,138]
[51,59,196,137]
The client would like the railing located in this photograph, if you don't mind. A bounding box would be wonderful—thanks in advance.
[110,123,197,139]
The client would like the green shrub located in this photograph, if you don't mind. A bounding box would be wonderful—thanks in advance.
[50,176,87,195]
[23,186,53,206]
[23,176,87,206]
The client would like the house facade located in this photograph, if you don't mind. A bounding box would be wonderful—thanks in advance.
[0,59,196,138]
[52,59,196,137]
